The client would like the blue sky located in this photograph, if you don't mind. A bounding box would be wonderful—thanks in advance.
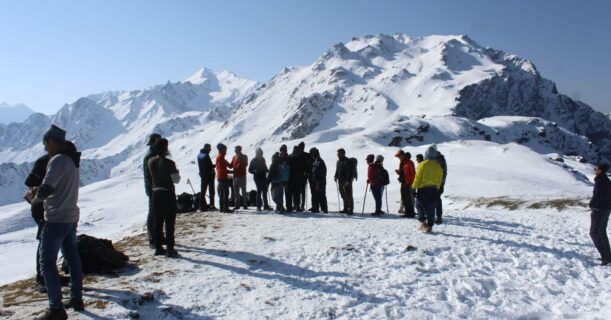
[1,0,610,114]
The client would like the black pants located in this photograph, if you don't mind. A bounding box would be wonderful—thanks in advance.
[200,178,215,210]
[311,181,328,212]
[217,179,231,212]
[370,185,383,214]
[590,208,611,262]
[152,190,177,249]
[32,203,44,279]
[436,185,444,219]
[147,195,154,244]
[254,178,270,209]
[400,183,415,216]
[300,179,308,210]
[290,176,305,211]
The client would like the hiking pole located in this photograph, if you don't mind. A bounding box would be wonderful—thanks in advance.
[335,180,341,213]
[186,179,196,194]
[361,184,368,215]
[385,186,389,214]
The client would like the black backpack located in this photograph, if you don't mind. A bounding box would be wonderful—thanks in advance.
[349,157,358,181]
[375,165,390,186]
[62,234,128,274]
[176,192,196,213]
[248,190,257,206]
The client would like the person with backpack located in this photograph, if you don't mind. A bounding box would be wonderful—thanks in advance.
[589,163,611,266]
[395,150,416,218]
[216,143,234,213]
[231,145,249,210]
[25,152,51,293]
[412,145,443,233]
[143,133,161,247]
[334,148,356,215]
[366,154,382,216]
[249,148,272,211]
[25,125,84,319]
[435,151,448,224]
[279,144,293,211]
[197,143,216,212]
[268,152,286,213]
[309,147,328,213]
[148,138,181,258]
[289,145,307,211]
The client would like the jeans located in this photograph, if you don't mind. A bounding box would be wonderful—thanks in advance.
[370,185,383,214]
[217,179,231,212]
[590,208,611,262]
[416,187,438,227]
[40,222,83,310]
[311,181,327,212]
[254,178,270,209]
[200,178,215,210]
[272,183,284,210]
[233,175,248,207]
[152,190,177,249]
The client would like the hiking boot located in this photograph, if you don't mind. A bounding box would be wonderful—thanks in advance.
[64,297,85,311]
[602,260,610,266]
[209,206,218,211]
[435,217,443,224]
[35,308,67,320]
[224,209,234,213]
[339,209,347,214]
[346,211,354,216]
[371,212,382,216]
[166,248,179,258]
[243,206,249,210]
[35,277,47,293]
[425,226,433,233]
[256,207,262,212]
[264,206,273,211]
[154,247,167,256]
[418,223,428,231]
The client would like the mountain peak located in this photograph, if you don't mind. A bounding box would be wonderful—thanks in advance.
[184,68,217,85]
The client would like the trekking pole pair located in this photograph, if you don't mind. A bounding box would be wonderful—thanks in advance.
[361,184,368,215]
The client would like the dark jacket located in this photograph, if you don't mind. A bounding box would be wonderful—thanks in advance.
[148,156,179,194]
[289,150,307,179]
[590,174,611,211]
[249,156,269,181]
[335,157,354,182]
[143,148,156,196]
[437,154,447,186]
[310,157,327,185]
[25,155,50,188]
[197,149,215,181]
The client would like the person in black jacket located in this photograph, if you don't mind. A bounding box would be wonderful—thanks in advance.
[268,152,286,212]
[25,153,50,293]
[279,145,293,211]
[197,143,216,211]
[435,151,447,224]
[143,133,161,247]
[289,146,307,212]
[298,142,311,211]
[334,148,355,214]
[309,148,328,213]
[249,148,272,211]
[589,163,611,266]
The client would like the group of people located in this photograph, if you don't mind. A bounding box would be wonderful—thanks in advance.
[22,126,611,320]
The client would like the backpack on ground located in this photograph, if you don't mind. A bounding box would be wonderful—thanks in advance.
[248,190,257,206]
[176,192,196,213]
[62,234,129,274]
[349,157,358,181]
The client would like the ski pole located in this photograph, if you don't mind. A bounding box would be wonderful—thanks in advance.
[385,186,389,214]
[362,184,368,215]
[335,180,341,212]
[187,179,196,194]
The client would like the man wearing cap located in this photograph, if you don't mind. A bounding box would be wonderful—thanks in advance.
[27,125,84,319]
[144,133,161,246]
[395,150,416,218]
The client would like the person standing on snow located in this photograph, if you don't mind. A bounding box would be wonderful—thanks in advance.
[197,143,216,211]
[268,152,287,213]
[589,163,611,266]
[435,151,448,224]
[412,145,443,233]
[143,133,161,247]
[26,125,84,319]
[231,145,249,210]
[279,144,293,211]
[335,148,356,215]
[216,143,234,213]
[309,147,328,213]
[367,154,386,216]
[289,145,307,212]
[395,150,416,218]
[148,138,181,258]
[249,148,272,211]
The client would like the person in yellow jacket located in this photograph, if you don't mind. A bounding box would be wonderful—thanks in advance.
[413,145,443,232]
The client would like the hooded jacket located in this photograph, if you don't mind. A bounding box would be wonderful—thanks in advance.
[590,173,611,211]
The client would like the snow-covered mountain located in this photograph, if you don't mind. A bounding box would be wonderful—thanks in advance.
[0,34,609,207]
[0,102,34,124]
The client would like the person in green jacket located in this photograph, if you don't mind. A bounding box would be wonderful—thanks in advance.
[412,145,443,233]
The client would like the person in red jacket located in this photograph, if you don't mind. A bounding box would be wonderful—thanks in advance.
[216,143,233,213]
[231,145,249,210]
[395,150,416,217]
[367,154,385,216]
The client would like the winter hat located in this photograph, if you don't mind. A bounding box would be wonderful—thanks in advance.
[217,143,227,152]
[43,125,66,143]
[375,155,385,163]
[405,152,412,159]
[366,154,375,163]
[424,145,438,160]
[298,141,305,151]
[394,150,405,157]
[147,133,161,146]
